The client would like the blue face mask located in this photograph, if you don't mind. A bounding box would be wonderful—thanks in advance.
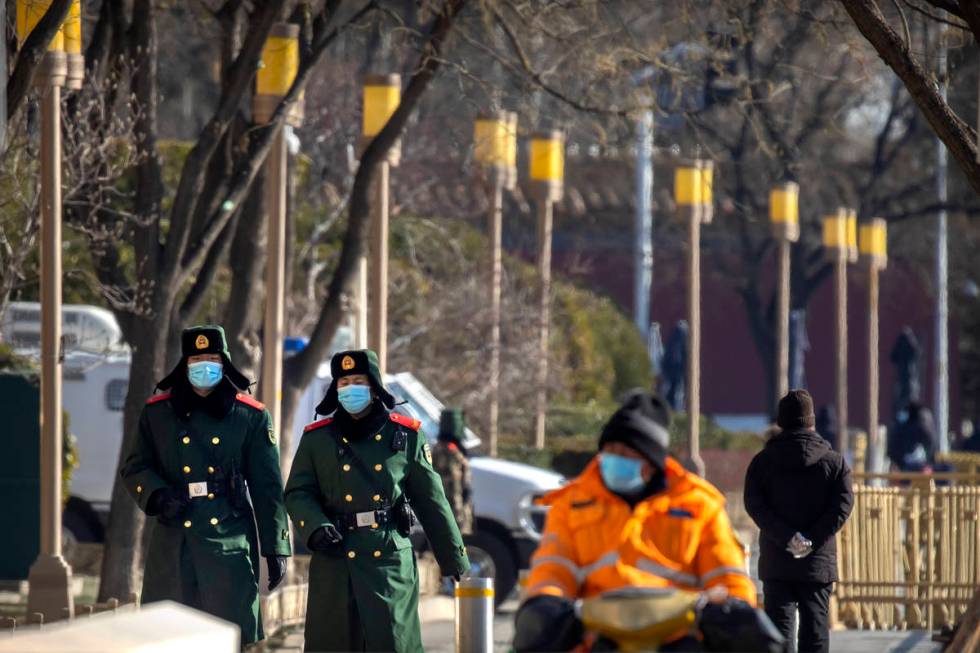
[187,361,223,390]
[338,384,372,414]
[599,453,646,493]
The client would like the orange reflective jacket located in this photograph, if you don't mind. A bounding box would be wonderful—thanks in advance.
[526,456,756,605]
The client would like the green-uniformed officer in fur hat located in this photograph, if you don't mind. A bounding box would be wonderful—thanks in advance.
[120,325,291,645]
[285,349,470,652]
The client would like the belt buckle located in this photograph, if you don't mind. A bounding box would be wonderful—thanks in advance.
[188,482,208,498]
[355,511,376,528]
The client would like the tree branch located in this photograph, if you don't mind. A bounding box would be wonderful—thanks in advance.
[840,0,980,197]
[285,0,466,389]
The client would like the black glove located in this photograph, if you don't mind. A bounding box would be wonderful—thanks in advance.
[266,555,288,591]
[513,594,583,652]
[307,524,344,553]
[699,599,786,653]
[146,487,189,524]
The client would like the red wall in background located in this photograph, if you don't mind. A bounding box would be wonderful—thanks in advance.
[551,247,961,433]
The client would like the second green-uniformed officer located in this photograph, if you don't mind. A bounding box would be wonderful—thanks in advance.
[285,349,470,652]
[120,325,291,646]
[432,408,473,535]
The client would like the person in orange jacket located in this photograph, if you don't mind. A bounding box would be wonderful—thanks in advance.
[514,391,757,652]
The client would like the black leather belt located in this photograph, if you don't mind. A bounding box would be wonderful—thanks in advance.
[332,507,394,531]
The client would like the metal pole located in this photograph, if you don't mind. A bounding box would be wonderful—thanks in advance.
[534,195,553,450]
[27,59,74,623]
[634,110,653,343]
[354,256,369,348]
[687,204,704,476]
[369,161,390,374]
[455,577,494,653]
[867,262,880,469]
[935,22,950,453]
[776,238,791,400]
[835,255,849,456]
[261,125,286,441]
[487,170,503,458]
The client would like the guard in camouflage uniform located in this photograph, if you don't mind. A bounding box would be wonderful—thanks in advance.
[432,408,473,535]
[285,349,470,652]
[120,325,291,645]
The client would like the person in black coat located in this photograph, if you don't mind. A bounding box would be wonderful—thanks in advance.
[744,390,854,653]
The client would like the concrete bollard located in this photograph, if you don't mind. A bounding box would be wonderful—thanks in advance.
[455,577,494,653]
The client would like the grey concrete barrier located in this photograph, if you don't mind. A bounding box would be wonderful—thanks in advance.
[455,576,494,653]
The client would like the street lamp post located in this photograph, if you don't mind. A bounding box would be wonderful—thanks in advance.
[674,160,712,476]
[361,74,401,375]
[254,23,302,456]
[20,0,76,623]
[860,219,888,471]
[823,209,851,456]
[529,130,564,450]
[474,111,517,458]
[770,182,800,402]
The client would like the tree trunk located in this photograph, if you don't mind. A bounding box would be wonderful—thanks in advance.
[97,312,170,601]
[225,169,267,380]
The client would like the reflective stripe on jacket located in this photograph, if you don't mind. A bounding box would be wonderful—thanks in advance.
[526,456,756,605]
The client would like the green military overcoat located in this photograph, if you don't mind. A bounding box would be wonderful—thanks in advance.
[285,411,470,652]
[121,391,292,644]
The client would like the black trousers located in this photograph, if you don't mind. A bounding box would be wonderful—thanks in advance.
[763,580,833,653]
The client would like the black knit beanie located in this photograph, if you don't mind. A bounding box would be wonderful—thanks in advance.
[777,389,816,430]
[598,390,671,471]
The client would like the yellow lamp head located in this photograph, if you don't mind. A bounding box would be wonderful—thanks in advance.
[256,23,299,98]
[474,113,509,168]
[674,165,702,207]
[529,130,564,184]
[362,74,401,138]
[770,182,800,242]
[17,0,65,52]
[823,209,848,259]
[63,0,81,54]
[859,218,888,269]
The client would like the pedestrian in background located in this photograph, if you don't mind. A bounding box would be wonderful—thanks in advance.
[888,401,937,472]
[744,389,854,653]
[432,408,473,535]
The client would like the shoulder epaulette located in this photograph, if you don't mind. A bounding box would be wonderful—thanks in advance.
[303,417,334,433]
[146,392,172,405]
[390,413,421,431]
[235,393,265,411]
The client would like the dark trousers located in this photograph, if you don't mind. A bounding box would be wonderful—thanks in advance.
[763,580,832,653]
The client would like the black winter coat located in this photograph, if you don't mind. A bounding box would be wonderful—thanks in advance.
[744,429,853,583]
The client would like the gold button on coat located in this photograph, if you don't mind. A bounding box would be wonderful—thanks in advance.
[373,551,381,558]
[347,551,356,559]
[345,494,353,502]
[181,436,190,445]
[371,523,379,529]
[299,520,305,528]
[375,434,382,442]
[211,437,220,445]
[207,493,215,500]
[183,466,191,474]
[343,464,351,472]
[373,494,381,502]
[342,437,349,444]
[374,464,382,472]
[208,466,215,474]
[183,520,192,528]
[136,485,143,493]
[210,517,219,525]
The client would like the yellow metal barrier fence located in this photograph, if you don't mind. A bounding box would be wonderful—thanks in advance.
[837,473,980,631]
